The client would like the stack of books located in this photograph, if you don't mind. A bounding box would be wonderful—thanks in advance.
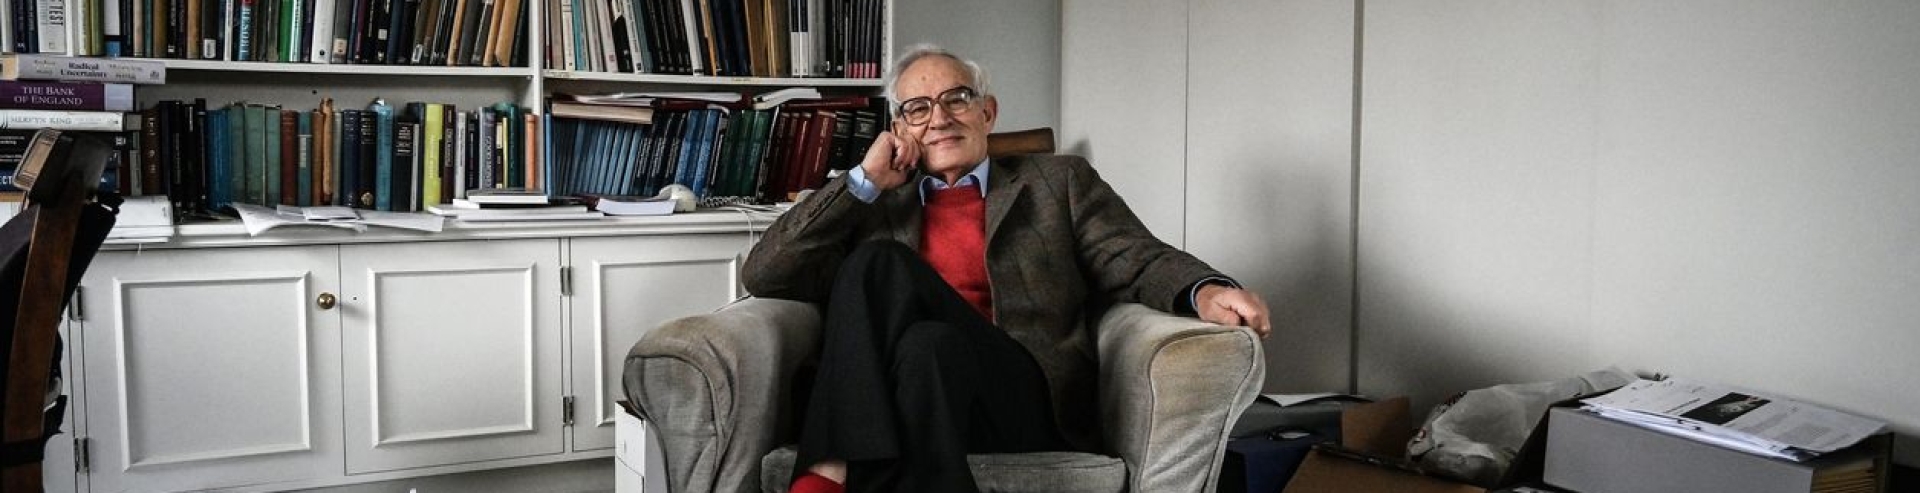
[0,54,165,204]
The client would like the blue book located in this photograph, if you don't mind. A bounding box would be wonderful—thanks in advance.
[571,0,590,70]
[615,123,641,196]
[672,110,704,189]
[206,108,230,210]
[687,109,721,197]
[371,99,394,211]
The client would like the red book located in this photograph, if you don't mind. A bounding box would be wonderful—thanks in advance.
[280,110,298,205]
[803,110,837,190]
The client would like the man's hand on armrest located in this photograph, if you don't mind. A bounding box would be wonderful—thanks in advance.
[1194,284,1271,339]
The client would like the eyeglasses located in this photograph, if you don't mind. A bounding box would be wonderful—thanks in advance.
[895,86,980,126]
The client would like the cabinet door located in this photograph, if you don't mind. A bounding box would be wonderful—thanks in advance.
[76,246,345,492]
[568,235,746,451]
[340,239,565,473]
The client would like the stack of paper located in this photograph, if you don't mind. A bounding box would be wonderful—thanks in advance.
[1579,378,1886,461]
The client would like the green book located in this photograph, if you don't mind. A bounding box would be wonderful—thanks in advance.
[297,111,314,207]
[244,104,269,206]
[264,106,283,205]
[225,103,247,208]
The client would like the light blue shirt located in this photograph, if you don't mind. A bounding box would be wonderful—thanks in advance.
[845,158,991,205]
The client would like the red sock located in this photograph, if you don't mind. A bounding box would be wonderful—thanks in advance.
[789,472,845,493]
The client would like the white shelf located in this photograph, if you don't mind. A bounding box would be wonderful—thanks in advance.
[542,70,884,87]
[135,58,538,77]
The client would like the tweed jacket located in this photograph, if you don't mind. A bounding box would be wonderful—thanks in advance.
[740,153,1226,452]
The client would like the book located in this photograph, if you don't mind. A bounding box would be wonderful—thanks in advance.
[579,194,673,215]
[463,186,548,204]
[0,109,124,131]
[0,54,167,84]
[0,81,134,112]
[549,101,654,124]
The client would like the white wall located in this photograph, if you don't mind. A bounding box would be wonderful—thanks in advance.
[1064,0,1920,466]
[1064,0,1358,393]
[1359,0,1920,464]
[894,0,1061,132]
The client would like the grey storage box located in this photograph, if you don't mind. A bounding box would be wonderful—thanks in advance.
[1542,407,1889,493]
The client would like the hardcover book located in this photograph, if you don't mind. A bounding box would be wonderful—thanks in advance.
[0,53,167,84]
[0,81,134,112]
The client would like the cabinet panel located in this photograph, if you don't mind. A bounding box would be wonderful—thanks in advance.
[77,246,344,492]
[341,239,565,473]
[568,235,745,451]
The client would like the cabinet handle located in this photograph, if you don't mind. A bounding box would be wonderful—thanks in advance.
[317,292,337,310]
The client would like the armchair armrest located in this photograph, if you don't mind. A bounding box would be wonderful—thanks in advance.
[1096,303,1265,493]
[624,298,823,493]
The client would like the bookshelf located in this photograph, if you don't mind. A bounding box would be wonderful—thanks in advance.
[8,1,892,492]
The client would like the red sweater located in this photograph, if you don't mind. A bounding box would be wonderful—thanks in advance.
[920,185,992,319]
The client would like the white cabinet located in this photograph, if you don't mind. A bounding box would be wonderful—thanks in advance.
[74,246,344,492]
[57,217,765,492]
[566,235,746,451]
[339,239,565,473]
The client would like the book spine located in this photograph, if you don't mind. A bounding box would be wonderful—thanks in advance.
[371,98,391,210]
[188,98,208,213]
[420,102,441,204]
[0,81,135,112]
[440,105,456,198]
[296,111,312,206]
[391,119,414,210]
[0,54,168,84]
[311,102,329,204]
[0,109,124,131]
[474,107,494,189]
[236,0,255,60]
[37,0,71,54]
[283,0,303,62]
[308,0,334,61]
[327,0,351,63]
[356,105,375,206]
[263,106,282,204]
[337,109,360,206]
[223,103,245,207]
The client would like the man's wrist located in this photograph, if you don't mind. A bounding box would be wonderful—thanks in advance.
[1179,276,1241,315]
[846,166,882,203]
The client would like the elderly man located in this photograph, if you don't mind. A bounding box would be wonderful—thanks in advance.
[741,44,1271,493]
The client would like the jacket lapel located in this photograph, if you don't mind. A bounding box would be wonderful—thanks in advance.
[984,158,1026,248]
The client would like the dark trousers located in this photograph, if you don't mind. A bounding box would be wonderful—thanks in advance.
[794,241,1069,493]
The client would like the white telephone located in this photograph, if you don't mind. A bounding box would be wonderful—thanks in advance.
[655,184,699,212]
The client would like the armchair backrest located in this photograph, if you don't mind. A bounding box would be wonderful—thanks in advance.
[987,128,1055,158]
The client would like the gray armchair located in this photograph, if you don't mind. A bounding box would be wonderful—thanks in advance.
[622,298,1265,493]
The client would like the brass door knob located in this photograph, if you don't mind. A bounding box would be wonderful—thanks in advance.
[317,292,337,310]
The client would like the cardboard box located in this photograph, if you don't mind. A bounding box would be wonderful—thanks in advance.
[1282,397,1490,493]
[1543,407,1891,493]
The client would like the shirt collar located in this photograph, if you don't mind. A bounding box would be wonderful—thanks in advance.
[918,158,992,205]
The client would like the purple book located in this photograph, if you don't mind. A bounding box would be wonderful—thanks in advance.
[0,81,136,112]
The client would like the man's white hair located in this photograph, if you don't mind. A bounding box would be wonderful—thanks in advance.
[883,43,992,109]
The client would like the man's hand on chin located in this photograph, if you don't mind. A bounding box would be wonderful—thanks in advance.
[1195,284,1272,339]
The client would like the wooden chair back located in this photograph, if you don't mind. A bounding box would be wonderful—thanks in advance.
[986,128,1056,158]
[0,130,114,492]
